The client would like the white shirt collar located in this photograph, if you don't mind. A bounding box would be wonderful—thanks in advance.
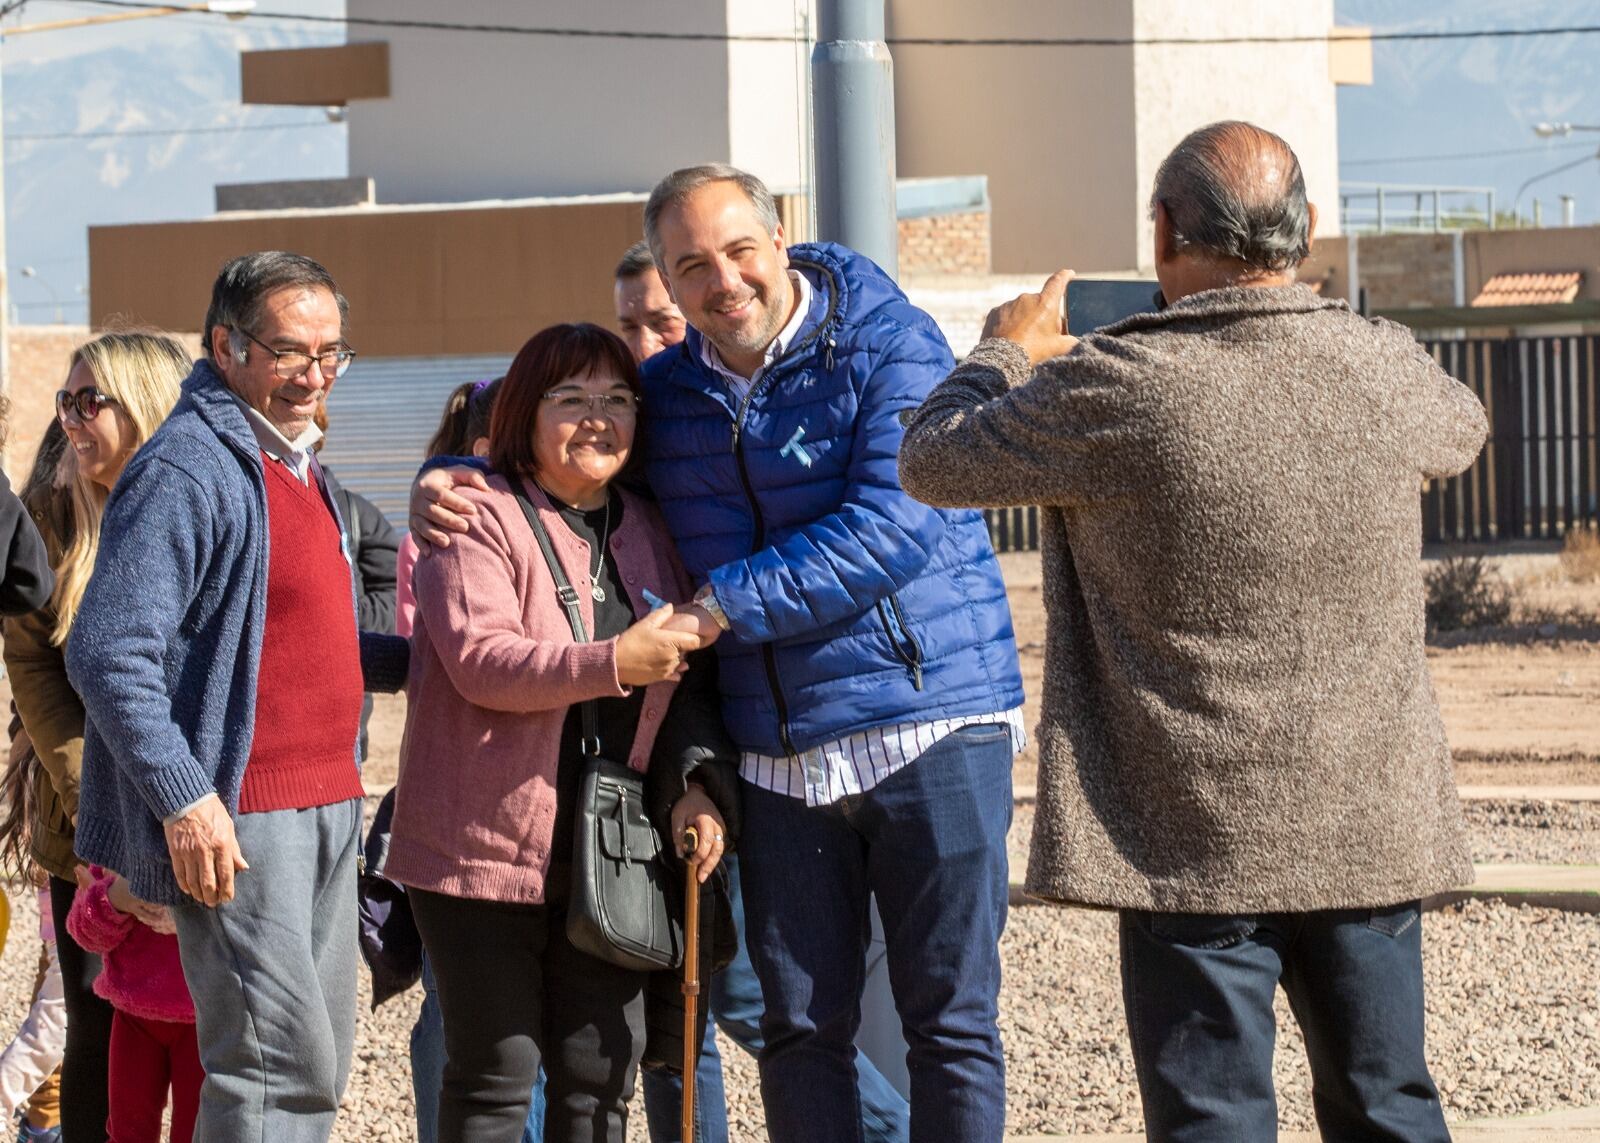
[698,269,813,397]
[228,392,323,483]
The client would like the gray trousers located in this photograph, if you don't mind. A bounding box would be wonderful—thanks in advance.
[173,798,362,1143]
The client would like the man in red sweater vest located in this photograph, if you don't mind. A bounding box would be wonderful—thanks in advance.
[69,252,406,1143]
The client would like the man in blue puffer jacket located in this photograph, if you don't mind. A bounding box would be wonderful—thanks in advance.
[642,165,1024,1143]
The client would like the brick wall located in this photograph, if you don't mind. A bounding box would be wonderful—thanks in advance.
[898,209,991,276]
[4,326,90,483]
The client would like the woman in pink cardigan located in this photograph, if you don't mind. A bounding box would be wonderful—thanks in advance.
[66,865,199,1143]
[387,323,739,1143]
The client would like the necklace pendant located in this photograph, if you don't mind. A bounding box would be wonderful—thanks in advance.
[591,584,606,603]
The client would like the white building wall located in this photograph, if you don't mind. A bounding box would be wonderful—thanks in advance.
[1131,0,1342,269]
[344,0,806,204]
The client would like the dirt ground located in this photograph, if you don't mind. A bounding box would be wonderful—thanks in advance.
[352,545,1600,794]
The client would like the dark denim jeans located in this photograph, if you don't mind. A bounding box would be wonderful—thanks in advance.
[1119,904,1451,1143]
[740,723,1014,1143]
[640,856,909,1143]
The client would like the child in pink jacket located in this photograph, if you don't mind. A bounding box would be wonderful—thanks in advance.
[66,866,200,1143]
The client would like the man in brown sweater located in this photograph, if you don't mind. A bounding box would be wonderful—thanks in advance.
[899,121,1486,1141]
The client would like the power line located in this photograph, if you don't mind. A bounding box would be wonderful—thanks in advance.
[1342,139,1600,167]
[50,0,1600,48]
[6,118,338,142]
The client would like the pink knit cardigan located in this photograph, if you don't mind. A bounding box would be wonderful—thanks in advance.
[65,867,194,1024]
[386,475,694,905]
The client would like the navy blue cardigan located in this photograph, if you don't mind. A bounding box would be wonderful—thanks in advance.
[67,360,406,905]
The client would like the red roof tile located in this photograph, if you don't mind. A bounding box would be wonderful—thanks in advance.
[1471,271,1583,307]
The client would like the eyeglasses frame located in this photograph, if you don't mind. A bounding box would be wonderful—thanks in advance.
[236,327,358,381]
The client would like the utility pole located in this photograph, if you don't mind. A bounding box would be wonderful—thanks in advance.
[811,0,898,279]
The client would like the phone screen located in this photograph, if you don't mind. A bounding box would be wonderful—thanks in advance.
[1065,279,1162,336]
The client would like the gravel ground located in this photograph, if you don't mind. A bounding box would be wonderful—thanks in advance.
[1464,800,1600,865]
[4,838,1595,1138]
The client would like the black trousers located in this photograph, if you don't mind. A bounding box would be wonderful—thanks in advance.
[411,877,648,1143]
[49,874,115,1142]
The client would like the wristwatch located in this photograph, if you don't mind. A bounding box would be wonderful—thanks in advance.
[693,583,732,631]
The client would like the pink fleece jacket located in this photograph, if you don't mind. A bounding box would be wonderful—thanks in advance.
[65,867,194,1024]
[386,475,693,906]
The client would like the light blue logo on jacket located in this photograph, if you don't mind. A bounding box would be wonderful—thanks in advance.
[780,426,813,468]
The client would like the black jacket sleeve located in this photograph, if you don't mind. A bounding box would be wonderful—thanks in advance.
[646,648,742,849]
[0,469,53,616]
[349,490,399,634]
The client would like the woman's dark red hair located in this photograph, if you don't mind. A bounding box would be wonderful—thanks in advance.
[488,323,640,476]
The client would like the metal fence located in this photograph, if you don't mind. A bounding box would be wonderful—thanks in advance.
[1422,335,1599,543]
[982,333,1600,553]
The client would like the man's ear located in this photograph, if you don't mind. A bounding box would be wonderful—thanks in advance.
[773,223,789,268]
[208,325,235,366]
[1304,202,1320,257]
[1153,201,1175,267]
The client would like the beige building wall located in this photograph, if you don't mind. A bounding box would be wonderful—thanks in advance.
[1130,0,1342,271]
[88,198,650,358]
[891,1,1139,274]
[342,0,805,204]
[893,0,1345,274]
[1464,226,1600,302]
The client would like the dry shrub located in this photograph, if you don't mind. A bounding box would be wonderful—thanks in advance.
[1425,556,1513,633]
[1559,524,1600,583]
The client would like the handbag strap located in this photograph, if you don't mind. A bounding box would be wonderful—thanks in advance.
[510,479,602,757]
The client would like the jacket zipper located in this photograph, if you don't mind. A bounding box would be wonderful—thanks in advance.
[876,593,925,691]
[720,259,842,758]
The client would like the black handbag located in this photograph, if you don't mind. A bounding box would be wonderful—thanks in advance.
[510,481,684,973]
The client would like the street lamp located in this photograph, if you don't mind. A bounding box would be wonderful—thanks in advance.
[19,266,62,323]
[1534,122,1600,138]
[0,1,255,409]
[2,2,255,38]
[1512,149,1600,227]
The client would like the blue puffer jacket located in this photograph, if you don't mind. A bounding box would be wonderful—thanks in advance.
[640,242,1023,755]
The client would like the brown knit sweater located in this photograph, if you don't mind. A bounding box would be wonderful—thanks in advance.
[899,285,1487,912]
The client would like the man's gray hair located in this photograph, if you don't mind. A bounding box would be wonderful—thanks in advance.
[643,163,781,270]
[1150,121,1312,273]
[613,240,657,282]
[203,251,349,362]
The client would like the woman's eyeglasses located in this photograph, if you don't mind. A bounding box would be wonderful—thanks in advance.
[56,387,119,423]
[541,391,640,418]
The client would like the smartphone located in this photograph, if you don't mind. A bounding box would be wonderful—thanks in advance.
[1064,279,1162,336]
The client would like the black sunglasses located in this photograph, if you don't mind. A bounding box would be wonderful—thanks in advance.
[56,387,119,422]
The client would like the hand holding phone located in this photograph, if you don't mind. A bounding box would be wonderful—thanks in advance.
[981,270,1081,365]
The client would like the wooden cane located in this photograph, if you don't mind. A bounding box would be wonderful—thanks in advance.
[681,826,702,1142]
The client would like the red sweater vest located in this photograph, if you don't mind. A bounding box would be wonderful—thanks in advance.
[237,455,365,813]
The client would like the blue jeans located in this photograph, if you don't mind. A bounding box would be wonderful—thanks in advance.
[413,954,545,1143]
[1119,904,1450,1142]
[640,857,909,1143]
[739,724,1013,1143]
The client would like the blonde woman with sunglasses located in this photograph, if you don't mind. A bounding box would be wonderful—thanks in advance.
[2,330,189,1142]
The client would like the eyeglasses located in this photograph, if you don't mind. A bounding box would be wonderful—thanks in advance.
[56,387,119,423]
[541,391,641,418]
[237,328,357,381]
